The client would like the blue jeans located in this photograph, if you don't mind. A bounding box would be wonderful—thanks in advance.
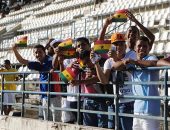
[108,101,134,130]
[119,102,134,130]
[108,104,115,129]
[83,98,108,128]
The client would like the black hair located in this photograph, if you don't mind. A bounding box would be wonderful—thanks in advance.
[127,26,140,36]
[76,37,90,45]
[33,44,46,52]
[138,36,150,44]
[4,59,10,65]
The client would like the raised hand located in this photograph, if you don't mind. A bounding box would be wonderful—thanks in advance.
[12,43,18,50]
[90,50,101,64]
[125,10,137,23]
[104,17,113,27]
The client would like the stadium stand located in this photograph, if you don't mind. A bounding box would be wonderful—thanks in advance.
[0,0,169,83]
[0,0,169,62]
[0,0,169,126]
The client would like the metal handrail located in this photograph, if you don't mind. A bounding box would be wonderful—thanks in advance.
[0,66,170,130]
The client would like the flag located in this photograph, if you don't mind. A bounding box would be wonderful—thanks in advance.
[16,36,27,47]
[93,40,111,54]
[58,38,73,49]
[63,48,77,59]
[59,67,79,83]
[78,59,86,70]
[112,9,128,22]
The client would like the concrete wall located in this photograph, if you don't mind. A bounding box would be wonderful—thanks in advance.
[0,116,111,130]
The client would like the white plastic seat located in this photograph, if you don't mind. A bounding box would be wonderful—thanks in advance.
[154,33,160,42]
[149,43,156,54]
[155,42,164,54]
[160,31,168,41]
[164,42,170,53]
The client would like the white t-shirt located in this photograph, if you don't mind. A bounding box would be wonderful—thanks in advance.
[63,58,80,102]
[104,50,136,103]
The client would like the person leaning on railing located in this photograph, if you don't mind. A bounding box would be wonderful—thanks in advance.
[116,36,160,130]
[156,57,170,66]
[12,43,59,122]
[69,50,108,128]
[53,37,92,124]
[91,32,136,130]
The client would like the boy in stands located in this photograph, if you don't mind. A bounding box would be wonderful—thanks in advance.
[115,36,160,130]
[12,44,59,122]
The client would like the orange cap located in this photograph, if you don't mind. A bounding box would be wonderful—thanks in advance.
[111,33,126,44]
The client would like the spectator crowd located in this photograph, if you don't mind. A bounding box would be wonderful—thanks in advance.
[1,10,170,130]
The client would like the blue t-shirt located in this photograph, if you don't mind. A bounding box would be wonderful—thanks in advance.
[132,55,160,116]
[28,55,55,98]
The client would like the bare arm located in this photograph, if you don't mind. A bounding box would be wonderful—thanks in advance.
[135,60,157,67]
[52,47,65,71]
[12,44,28,65]
[157,58,170,66]
[98,17,112,40]
[126,11,155,49]
[126,59,157,67]
[112,60,127,70]
[112,59,157,70]
[52,54,59,70]
[70,76,99,86]
[94,62,111,84]
[45,38,54,49]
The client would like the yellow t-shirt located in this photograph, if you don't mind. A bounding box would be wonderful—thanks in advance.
[0,68,18,90]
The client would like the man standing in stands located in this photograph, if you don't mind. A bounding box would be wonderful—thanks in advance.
[114,36,160,130]
[53,37,92,124]
[44,38,63,122]
[12,44,59,122]
[125,10,155,50]
[69,50,108,128]
[91,32,136,130]
[0,59,18,115]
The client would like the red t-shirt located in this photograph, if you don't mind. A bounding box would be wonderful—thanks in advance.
[52,72,61,92]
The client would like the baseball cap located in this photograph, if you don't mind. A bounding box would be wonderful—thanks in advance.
[50,39,63,47]
[111,33,126,44]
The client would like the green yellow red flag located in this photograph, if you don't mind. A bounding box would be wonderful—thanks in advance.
[16,36,27,47]
[112,9,128,22]
[59,67,79,83]
[58,38,73,49]
[93,40,111,54]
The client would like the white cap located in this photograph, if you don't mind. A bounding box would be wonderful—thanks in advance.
[50,39,63,47]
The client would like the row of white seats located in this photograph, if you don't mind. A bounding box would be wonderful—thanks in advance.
[20,8,84,31]
[0,1,47,25]
[90,1,169,18]
[18,66,39,80]
[34,0,94,16]
[0,11,33,26]
[110,0,169,9]
[18,66,31,73]
[8,1,46,16]
[0,22,169,48]
[155,32,170,42]
[150,41,170,54]
[0,0,168,33]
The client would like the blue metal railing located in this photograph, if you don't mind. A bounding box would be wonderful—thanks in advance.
[0,67,170,130]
